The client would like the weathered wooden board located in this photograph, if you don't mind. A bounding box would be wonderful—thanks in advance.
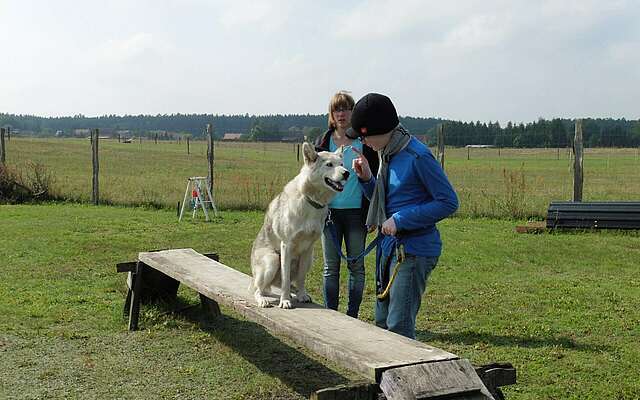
[380,359,494,399]
[138,248,458,382]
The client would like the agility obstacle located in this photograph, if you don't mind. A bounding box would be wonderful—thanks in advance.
[117,248,515,399]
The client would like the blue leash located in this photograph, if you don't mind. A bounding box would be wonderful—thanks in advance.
[325,219,380,265]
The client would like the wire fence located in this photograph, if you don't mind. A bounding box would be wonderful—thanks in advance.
[3,136,639,219]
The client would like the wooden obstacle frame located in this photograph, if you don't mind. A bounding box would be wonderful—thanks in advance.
[546,201,640,230]
[516,201,640,234]
[116,248,516,399]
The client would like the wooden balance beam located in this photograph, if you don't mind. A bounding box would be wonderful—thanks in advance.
[118,248,515,400]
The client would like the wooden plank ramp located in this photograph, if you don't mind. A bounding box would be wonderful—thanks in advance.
[137,248,496,399]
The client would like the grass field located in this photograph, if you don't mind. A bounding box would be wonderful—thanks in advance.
[5,137,640,217]
[1,203,639,399]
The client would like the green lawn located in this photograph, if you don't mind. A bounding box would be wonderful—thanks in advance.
[1,204,639,399]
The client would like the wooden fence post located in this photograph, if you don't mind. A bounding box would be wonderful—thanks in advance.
[6,127,10,142]
[207,124,214,196]
[155,133,158,144]
[467,146,470,161]
[436,124,445,169]
[297,143,300,162]
[0,128,6,165]
[187,137,190,155]
[91,128,100,205]
[573,119,583,202]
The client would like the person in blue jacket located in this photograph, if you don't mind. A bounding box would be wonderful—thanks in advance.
[348,93,459,339]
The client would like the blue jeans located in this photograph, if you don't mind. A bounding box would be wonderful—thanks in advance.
[375,253,438,339]
[321,208,367,318]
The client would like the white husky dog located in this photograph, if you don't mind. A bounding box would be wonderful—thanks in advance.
[250,142,349,309]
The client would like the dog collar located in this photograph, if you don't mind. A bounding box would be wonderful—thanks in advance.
[304,195,326,209]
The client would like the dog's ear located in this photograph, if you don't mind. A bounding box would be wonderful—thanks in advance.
[302,142,318,164]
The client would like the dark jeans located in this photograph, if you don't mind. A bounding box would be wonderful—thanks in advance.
[375,253,438,339]
[321,208,366,318]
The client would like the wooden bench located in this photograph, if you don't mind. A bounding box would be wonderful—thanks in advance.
[117,248,515,400]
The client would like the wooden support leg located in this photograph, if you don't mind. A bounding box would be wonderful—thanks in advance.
[475,363,516,400]
[128,261,144,331]
[310,382,377,400]
[199,254,221,319]
[123,284,132,318]
[200,293,221,318]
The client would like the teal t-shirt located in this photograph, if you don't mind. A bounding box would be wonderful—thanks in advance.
[328,137,363,209]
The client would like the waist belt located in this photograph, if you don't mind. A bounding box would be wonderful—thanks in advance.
[395,226,435,241]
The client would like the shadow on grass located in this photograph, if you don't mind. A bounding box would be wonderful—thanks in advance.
[157,298,351,398]
[416,329,612,353]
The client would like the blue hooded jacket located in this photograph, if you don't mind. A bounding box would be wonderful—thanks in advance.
[359,136,459,260]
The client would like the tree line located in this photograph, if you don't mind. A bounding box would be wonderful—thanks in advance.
[444,118,640,148]
[1,112,638,147]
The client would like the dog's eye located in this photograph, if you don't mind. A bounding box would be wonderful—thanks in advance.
[326,163,333,167]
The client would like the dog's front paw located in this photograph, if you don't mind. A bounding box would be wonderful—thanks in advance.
[255,295,271,308]
[294,292,312,303]
[278,299,294,309]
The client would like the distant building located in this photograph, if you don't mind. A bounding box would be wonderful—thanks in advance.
[465,144,496,148]
[280,136,304,143]
[74,128,91,136]
[100,127,115,136]
[222,133,243,141]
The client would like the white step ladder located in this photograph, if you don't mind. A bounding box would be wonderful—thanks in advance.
[179,177,218,221]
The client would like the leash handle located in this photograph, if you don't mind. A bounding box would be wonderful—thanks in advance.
[325,218,380,265]
[376,243,405,301]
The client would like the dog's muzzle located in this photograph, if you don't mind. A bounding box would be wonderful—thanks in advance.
[325,177,345,192]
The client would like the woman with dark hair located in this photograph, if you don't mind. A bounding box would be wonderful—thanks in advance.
[314,91,379,318]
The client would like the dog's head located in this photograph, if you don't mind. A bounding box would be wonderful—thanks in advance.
[302,142,349,193]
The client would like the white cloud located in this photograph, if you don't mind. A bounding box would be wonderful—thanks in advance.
[441,14,511,50]
[333,0,428,40]
[607,41,640,65]
[91,33,165,65]
[216,0,293,33]
[0,0,638,121]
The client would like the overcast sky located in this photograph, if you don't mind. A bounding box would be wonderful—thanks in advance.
[1,0,638,123]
